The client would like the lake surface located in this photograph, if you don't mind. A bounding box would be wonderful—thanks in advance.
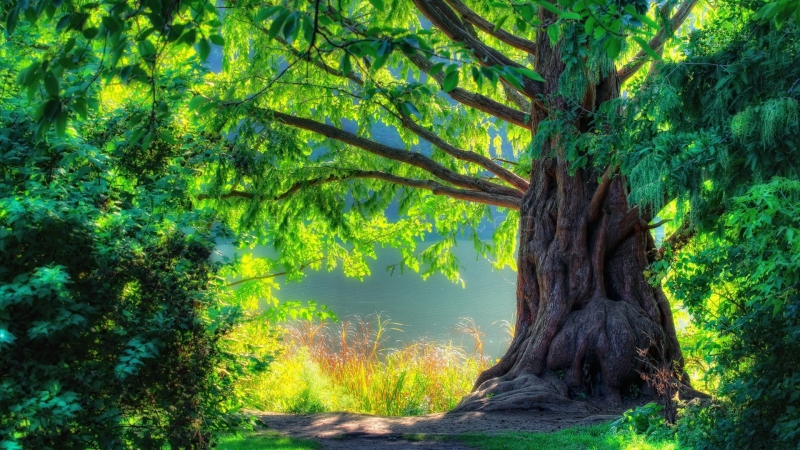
[281,245,518,359]
[232,243,519,359]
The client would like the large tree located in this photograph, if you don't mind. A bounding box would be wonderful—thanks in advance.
[4,0,798,430]
[190,0,703,412]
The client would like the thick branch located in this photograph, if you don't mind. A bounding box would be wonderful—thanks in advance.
[617,0,700,83]
[608,206,640,252]
[501,80,532,112]
[588,164,618,222]
[412,0,542,99]
[444,0,538,55]
[207,170,522,209]
[407,52,530,128]
[400,116,530,192]
[257,108,523,198]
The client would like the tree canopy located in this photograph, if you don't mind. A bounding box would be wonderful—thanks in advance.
[2,0,800,447]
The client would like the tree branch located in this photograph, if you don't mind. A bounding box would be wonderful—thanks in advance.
[588,164,619,222]
[406,51,531,128]
[227,258,324,287]
[206,170,523,209]
[275,36,365,86]
[608,205,640,252]
[411,0,543,99]
[617,0,700,83]
[255,108,523,199]
[501,79,533,112]
[399,115,530,192]
[444,0,538,55]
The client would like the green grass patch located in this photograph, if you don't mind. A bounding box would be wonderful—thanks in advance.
[455,423,683,450]
[216,431,320,450]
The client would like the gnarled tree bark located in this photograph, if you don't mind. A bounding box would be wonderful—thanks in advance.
[452,6,692,413]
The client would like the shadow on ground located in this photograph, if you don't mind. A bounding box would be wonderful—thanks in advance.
[256,407,627,449]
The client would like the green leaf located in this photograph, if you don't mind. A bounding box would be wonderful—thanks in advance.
[369,0,385,10]
[340,52,352,76]
[44,71,59,97]
[429,62,445,75]
[141,130,154,151]
[494,15,509,32]
[209,35,224,46]
[197,38,211,61]
[6,5,19,35]
[548,24,561,45]
[502,68,523,90]
[443,69,459,92]
[282,13,298,40]
[138,39,156,58]
[606,37,621,59]
[402,101,421,118]
[631,36,661,60]
[83,27,99,40]
[188,96,206,111]
[55,110,68,137]
[268,10,291,40]
[516,67,545,83]
[256,6,283,22]
[537,0,563,16]
[72,97,88,118]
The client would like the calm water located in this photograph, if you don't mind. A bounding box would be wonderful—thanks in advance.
[217,241,518,359]
[275,243,518,359]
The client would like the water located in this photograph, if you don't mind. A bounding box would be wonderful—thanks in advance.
[261,243,518,359]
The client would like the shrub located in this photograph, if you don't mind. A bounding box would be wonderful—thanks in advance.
[670,179,800,449]
[0,104,244,448]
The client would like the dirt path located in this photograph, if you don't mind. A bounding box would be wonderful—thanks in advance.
[257,406,628,449]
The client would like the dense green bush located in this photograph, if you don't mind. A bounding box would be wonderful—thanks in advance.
[0,100,244,448]
[670,179,800,449]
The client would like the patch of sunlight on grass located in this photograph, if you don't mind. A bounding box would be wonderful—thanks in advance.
[216,431,319,450]
[456,424,683,450]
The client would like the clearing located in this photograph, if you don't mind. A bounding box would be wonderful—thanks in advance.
[256,404,632,449]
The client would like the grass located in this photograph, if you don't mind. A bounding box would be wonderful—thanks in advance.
[215,424,682,450]
[455,424,683,450]
[236,315,491,416]
[216,431,319,450]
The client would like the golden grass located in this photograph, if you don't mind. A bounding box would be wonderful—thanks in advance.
[236,315,490,416]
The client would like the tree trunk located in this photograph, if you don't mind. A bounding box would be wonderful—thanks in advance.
[454,20,687,414]
[454,157,685,413]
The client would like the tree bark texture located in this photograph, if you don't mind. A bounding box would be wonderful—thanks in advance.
[453,11,686,414]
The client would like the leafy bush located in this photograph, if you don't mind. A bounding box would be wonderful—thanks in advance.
[670,179,800,449]
[611,403,668,436]
[0,99,244,448]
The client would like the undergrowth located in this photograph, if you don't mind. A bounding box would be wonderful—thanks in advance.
[216,431,319,450]
[457,423,683,450]
[237,315,490,416]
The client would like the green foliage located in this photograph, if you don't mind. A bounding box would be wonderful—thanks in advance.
[669,179,800,449]
[0,108,247,447]
[625,1,800,228]
[0,10,257,448]
[1,0,222,139]
[611,403,667,435]
[456,423,683,450]
[243,316,488,416]
[216,431,319,450]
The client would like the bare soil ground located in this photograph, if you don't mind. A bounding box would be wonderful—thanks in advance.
[256,403,633,449]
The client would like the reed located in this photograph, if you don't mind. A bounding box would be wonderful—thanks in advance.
[238,315,491,416]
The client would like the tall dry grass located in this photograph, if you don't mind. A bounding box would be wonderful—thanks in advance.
[238,315,491,416]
